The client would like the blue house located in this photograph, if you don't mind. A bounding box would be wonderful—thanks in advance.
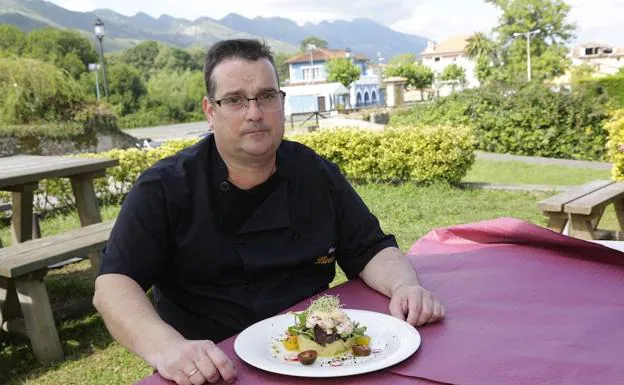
[282,47,384,115]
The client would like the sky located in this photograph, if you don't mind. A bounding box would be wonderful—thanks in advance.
[48,0,624,45]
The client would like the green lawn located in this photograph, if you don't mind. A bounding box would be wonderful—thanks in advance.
[1,160,619,385]
[464,158,611,186]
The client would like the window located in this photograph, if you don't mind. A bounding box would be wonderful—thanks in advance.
[434,57,441,62]
[585,48,595,55]
[604,48,613,54]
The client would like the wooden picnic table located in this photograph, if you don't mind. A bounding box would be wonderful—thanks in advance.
[0,155,118,270]
[0,155,118,362]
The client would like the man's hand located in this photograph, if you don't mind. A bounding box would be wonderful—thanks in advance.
[154,340,237,385]
[389,284,445,326]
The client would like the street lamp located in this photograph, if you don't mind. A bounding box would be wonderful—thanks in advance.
[88,63,101,103]
[512,29,541,81]
[93,18,109,97]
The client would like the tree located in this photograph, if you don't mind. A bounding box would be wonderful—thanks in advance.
[274,52,290,86]
[385,63,434,98]
[23,27,97,79]
[117,41,161,77]
[300,36,328,51]
[486,0,576,82]
[440,64,467,85]
[325,58,361,88]
[0,24,26,57]
[466,32,498,84]
[388,53,418,67]
[466,32,497,60]
[106,63,147,115]
[0,58,85,124]
[154,46,200,72]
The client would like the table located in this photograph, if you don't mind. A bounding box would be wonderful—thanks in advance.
[0,155,118,271]
[135,217,624,385]
[538,180,624,240]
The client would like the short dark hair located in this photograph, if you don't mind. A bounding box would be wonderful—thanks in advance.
[203,39,278,98]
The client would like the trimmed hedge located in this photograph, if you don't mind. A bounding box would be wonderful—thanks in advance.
[289,126,475,184]
[2,127,474,214]
[578,74,624,109]
[606,109,624,180]
[390,83,611,161]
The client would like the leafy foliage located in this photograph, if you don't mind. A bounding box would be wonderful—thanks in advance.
[389,83,611,161]
[325,58,361,88]
[289,126,475,184]
[486,0,575,82]
[385,63,434,92]
[440,64,467,84]
[0,57,86,124]
[605,109,624,180]
[0,24,26,57]
[22,27,97,79]
[300,36,328,51]
[576,74,624,109]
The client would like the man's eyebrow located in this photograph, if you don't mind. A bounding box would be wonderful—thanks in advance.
[219,87,279,98]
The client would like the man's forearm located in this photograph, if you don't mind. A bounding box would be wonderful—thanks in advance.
[93,274,186,367]
[359,247,421,297]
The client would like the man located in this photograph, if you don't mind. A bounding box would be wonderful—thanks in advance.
[93,39,444,385]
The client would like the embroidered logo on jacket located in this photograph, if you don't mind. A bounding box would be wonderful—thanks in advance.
[314,247,336,265]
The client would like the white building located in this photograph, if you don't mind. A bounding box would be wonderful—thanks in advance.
[420,35,479,93]
[571,42,624,76]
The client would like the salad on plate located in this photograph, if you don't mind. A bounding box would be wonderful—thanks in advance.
[278,295,375,366]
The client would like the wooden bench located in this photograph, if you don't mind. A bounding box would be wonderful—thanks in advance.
[0,220,115,363]
[538,180,624,240]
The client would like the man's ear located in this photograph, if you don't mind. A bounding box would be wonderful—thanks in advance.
[203,96,214,127]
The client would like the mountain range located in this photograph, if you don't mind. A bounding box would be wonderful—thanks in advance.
[0,0,430,61]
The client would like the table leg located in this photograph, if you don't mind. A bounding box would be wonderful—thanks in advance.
[15,270,64,363]
[10,183,38,244]
[544,213,567,233]
[70,174,102,274]
[568,214,596,240]
[613,198,624,240]
[0,277,21,332]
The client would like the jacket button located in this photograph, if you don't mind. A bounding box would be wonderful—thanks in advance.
[245,282,256,292]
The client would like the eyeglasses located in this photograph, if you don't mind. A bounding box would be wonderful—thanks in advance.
[211,90,286,114]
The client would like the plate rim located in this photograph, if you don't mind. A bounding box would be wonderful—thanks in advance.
[233,308,421,378]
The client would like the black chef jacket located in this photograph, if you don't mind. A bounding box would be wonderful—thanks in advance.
[99,134,398,342]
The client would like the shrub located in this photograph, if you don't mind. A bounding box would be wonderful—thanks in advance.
[38,138,200,211]
[577,74,624,109]
[289,126,475,184]
[0,57,86,124]
[389,83,611,161]
[605,109,624,180]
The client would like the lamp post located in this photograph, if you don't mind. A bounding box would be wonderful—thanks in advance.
[88,63,101,103]
[93,18,109,97]
[512,29,541,81]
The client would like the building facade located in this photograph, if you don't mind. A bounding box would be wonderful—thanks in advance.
[571,42,624,76]
[282,47,384,115]
[420,35,479,94]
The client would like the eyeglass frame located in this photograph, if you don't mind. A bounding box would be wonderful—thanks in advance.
[209,90,286,112]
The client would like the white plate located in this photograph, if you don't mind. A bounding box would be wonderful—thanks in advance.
[233,309,421,377]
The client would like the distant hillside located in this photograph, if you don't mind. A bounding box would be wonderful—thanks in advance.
[0,0,430,59]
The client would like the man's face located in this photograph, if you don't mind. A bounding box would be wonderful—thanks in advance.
[203,57,285,164]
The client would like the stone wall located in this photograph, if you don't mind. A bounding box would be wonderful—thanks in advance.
[0,131,139,157]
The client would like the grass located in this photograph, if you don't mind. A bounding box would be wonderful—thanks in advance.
[464,158,611,186]
[1,160,620,385]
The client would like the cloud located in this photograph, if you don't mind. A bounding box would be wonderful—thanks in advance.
[46,0,624,45]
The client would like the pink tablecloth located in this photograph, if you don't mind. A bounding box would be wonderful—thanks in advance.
[136,217,624,385]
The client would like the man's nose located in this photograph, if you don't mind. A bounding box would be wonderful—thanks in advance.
[245,99,263,121]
